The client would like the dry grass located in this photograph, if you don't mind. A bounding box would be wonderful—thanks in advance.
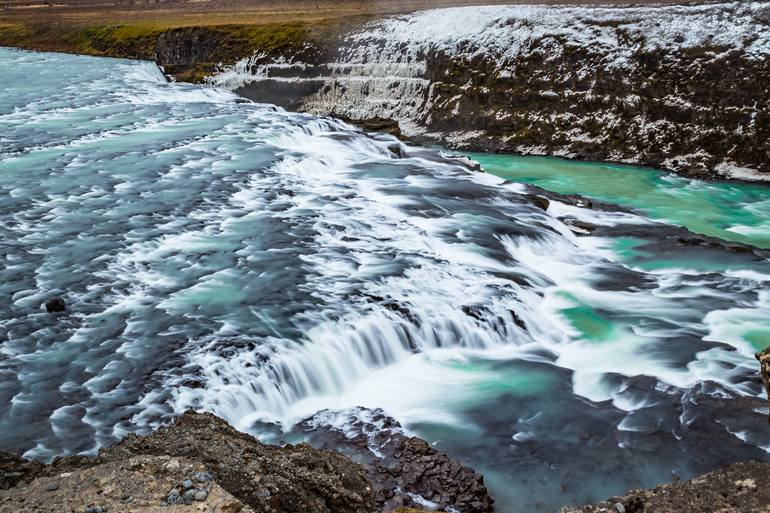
[0,0,700,26]
[0,0,712,67]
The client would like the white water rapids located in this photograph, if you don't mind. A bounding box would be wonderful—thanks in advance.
[1,47,769,512]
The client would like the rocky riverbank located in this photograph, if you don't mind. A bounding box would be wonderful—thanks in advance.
[0,410,492,513]
[559,461,770,513]
[3,408,770,512]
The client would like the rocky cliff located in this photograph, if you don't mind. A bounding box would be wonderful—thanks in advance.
[3,2,767,180]
[211,1,770,181]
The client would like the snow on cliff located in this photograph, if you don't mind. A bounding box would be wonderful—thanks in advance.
[346,1,770,67]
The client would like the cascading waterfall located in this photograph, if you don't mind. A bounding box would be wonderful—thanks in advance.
[209,2,770,177]
[2,47,770,513]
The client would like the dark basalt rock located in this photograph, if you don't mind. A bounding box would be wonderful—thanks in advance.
[756,346,770,425]
[44,297,66,313]
[561,218,597,234]
[0,410,490,512]
[527,194,551,211]
[300,408,494,513]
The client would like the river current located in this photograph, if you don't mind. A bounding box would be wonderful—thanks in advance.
[1,48,769,512]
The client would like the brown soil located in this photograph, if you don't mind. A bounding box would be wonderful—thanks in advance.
[0,0,711,26]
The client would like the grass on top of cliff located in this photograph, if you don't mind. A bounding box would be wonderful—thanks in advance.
[0,20,320,55]
[0,19,333,81]
[0,0,505,70]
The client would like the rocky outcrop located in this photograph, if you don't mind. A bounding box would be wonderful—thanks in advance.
[0,452,42,491]
[0,410,491,513]
[214,1,770,181]
[559,461,770,513]
[300,408,492,513]
[756,346,770,424]
[1,455,255,513]
[52,411,373,513]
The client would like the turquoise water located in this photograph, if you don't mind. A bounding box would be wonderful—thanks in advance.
[472,154,770,249]
[1,48,769,513]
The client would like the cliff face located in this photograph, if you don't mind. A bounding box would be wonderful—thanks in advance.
[3,3,767,179]
[214,1,770,181]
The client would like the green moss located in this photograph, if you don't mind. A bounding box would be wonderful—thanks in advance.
[78,24,165,58]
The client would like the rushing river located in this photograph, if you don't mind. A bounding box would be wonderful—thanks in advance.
[1,48,769,513]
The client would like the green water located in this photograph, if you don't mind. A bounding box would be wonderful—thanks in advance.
[472,154,770,249]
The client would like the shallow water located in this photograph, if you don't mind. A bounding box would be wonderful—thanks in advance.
[1,48,769,513]
[472,154,770,249]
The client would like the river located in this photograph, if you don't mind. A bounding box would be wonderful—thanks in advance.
[1,47,769,512]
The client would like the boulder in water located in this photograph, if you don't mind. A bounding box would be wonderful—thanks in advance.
[529,194,551,211]
[44,297,66,313]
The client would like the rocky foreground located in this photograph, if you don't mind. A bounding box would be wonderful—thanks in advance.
[2,406,770,513]
[0,410,491,513]
[560,462,770,513]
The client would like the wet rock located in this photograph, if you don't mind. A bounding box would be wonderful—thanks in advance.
[443,154,483,171]
[300,408,493,513]
[528,194,551,211]
[756,346,770,424]
[559,461,770,513]
[0,455,253,513]
[44,482,58,492]
[347,116,403,138]
[45,297,66,313]
[387,143,407,159]
[561,218,597,234]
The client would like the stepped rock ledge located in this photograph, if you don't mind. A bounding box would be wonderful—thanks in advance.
[2,1,767,181]
[211,1,770,182]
